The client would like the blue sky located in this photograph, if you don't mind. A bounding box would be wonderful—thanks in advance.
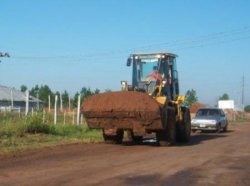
[0,0,250,106]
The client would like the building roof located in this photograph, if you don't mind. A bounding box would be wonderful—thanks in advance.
[0,85,41,102]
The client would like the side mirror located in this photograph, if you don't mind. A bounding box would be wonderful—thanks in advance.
[127,58,132,66]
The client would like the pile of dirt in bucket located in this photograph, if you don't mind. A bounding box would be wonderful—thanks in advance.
[83,91,160,112]
[82,91,162,129]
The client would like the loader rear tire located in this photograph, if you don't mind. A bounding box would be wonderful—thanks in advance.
[156,107,176,146]
[176,107,191,143]
[103,129,124,144]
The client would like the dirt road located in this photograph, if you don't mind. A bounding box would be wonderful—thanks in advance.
[1,122,250,186]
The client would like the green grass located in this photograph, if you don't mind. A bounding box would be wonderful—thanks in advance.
[0,113,102,155]
[230,118,249,125]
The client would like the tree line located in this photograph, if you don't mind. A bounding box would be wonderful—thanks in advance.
[20,84,250,112]
[20,84,100,109]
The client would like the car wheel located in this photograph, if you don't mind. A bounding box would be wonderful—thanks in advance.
[223,123,228,132]
[216,123,221,133]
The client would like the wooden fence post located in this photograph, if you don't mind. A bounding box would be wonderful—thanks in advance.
[77,95,81,125]
[43,108,45,123]
[72,109,75,125]
[25,90,29,116]
[54,95,58,125]
[64,111,66,125]
[48,95,51,112]
[60,94,63,112]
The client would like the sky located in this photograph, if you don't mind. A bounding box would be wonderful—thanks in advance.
[0,0,250,107]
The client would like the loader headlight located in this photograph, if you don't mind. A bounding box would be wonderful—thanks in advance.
[121,81,127,90]
[162,80,166,85]
[121,81,127,86]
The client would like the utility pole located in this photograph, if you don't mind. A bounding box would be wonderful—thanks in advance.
[242,75,245,110]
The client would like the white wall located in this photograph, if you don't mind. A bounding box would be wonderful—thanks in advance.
[218,100,235,110]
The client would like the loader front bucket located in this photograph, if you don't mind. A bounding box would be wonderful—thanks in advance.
[82,91,164,133]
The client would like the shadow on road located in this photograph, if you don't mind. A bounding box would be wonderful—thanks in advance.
[181,134,227,146]
[181,129,234,146]
[122,130,234,147]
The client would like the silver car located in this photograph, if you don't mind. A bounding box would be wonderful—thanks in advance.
[191,108,228,132]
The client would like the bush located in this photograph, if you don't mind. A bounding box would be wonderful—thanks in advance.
[54,124,82,137]
[245,105,250,113]
[0,122,26,138]
[0,113,102,142]
[25,114,55,134]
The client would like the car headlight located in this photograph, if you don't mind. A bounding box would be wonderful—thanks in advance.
[191,119,197,124]
[209,120,217,124]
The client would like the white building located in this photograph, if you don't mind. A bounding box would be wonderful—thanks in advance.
[218,100,235,110]
[0,85,43,112]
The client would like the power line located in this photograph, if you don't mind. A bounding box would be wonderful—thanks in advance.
[8,26,250,62]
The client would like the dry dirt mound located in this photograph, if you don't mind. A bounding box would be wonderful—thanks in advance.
[189,102,207,114]
[82,91,162,130]
[83,91,160,112]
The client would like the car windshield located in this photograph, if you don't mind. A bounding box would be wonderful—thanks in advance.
[196,109,220,116]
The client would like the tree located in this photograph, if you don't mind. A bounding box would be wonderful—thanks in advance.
[219,93,230,100]
[94,88,100,94]
[30,85,40,97]
[80,87,100,101]
[61,90,69,108]
[73,92,80,108]
[184,89,198,107]
[80,87,94,100]
[245,105,250,112]
[73,87,100,108]
[30,84,54,107]
[20,85,28,92]
[39,85,54,107]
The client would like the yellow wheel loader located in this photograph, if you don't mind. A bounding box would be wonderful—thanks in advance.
[82,52,191,146]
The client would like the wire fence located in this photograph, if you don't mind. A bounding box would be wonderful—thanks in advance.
[0,108,85,125]
[0,92,84,125]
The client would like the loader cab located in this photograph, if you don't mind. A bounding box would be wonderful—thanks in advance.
[127,53,179,100]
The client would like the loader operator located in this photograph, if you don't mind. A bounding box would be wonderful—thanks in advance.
[146,66,164,96]
[145,65,173,99]
[146,66,163,82]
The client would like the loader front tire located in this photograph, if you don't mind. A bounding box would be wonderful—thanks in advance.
[176,107,191,143]
[156,108,176,146]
